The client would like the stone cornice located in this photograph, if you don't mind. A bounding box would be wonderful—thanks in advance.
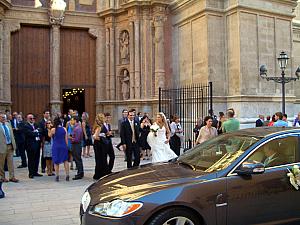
[0,0,12,10]
[226,95,297,103]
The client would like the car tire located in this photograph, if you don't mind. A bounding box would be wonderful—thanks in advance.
[148,207,201,225]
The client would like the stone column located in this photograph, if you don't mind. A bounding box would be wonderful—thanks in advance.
[0,19,3,102]
[129,20,135,99]
[49,24,62,115]
[110,26,116,100]
[153,8,165,96]
[89,27,106,106]
[2,22,20,109]
[134,19,141,99]
[105,27,110,100]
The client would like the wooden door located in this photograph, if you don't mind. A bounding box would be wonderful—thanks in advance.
[60,28,96,124]
[11,26,50,120]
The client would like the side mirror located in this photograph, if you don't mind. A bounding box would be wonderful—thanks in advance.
[235,161,265,176]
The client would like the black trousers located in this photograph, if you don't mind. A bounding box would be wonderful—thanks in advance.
[93,140,109,180]
[72,143,84,176]
[125,142,140,168]
[107,142,115,172]
[17,141,27,166]
[26,142,41,176]
[170,135,181,156]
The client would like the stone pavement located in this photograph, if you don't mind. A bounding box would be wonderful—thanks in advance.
[0,138,151,225]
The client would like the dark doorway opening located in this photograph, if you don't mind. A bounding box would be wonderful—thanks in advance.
[62,88,85,116]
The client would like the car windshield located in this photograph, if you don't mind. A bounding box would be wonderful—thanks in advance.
[177,133,261,172]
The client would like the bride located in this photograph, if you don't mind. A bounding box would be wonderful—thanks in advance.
[147,112,178,163]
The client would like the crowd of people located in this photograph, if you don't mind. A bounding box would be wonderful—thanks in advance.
[1,107,300,199]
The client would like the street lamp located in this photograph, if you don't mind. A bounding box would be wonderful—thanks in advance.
[259,51,300,114]
[48,0,67,25]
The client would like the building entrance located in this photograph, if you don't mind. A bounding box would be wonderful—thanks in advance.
[62,88,85,116]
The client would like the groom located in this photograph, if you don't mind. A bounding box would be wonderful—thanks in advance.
[120,109,140,168]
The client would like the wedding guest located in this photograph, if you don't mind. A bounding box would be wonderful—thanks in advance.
[39,110,51,173]
[44,120,54,176]
[103,113,115,172]
[0,113,19,183]
[66,117,75,170]
[222,109,240,133]
[193,117,204,140]
[10,112,19,157]
[23,114,42,179]
[217,112,225,135]
[49,117,69,182]
[139,116,151,160]
[115,109,128,151]
[82,112,93,157]
[255,115,264,127]
[71,116,84,180]
[170,115,184,156]
[282,113,292,127]
[274,112,288,127]
[196,116,218,144]
[15,114,27,168]
[92,113,110,180]
[264,115,271,126]
[268,115,276,127]
[293,112,300,127]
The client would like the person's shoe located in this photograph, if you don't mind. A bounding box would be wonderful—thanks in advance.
[55,176,59,182]
[29,175,34,179]
[17,165,26,168]
[34,173,43,177]
[9,178,19,183]
[0,178,8,182]
[66,175,70,181]
[72,174,83,180]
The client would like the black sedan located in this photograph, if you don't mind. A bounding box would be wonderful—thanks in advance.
[80,127,300,225]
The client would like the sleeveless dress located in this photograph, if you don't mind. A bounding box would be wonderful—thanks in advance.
[52,126,69,164]
[147,125,177,163]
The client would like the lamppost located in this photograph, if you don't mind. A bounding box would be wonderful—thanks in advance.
[48,0,67,25]
[259,51,300,114]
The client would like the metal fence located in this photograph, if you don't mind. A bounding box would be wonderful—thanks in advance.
[159,82,213,150]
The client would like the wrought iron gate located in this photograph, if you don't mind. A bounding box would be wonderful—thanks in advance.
[159,82,213,150]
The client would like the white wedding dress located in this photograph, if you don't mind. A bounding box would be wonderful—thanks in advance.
[147,125,178,163]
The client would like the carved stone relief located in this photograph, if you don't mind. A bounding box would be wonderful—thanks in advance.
[119,30,129,64]
[120,68,130,100]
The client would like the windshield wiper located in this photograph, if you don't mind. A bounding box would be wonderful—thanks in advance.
[177,161,196,171]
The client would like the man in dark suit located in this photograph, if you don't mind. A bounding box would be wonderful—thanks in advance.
[15,114,27,168]
[120,109,140,168]
[10,112,19,157]
[103,113,115,172]
[115,109,128,151]
[256,115,264,127]
[39,110,51,173]
[23,113,42,178]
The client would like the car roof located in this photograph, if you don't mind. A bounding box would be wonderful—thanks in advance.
[229,127,300,138]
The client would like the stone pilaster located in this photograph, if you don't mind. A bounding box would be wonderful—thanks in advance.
[49,24,62,115]
[89,27,106,112]
[110,25,116,100]
[153,7,166,96]
[105,27,110,100]
[134,19,141,99]
[129,20,135,99]
[1,21,20,109]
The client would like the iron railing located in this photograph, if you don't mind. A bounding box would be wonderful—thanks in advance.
[159,82,213,150]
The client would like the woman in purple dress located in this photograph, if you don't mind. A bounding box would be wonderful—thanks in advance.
[49,117,69,182]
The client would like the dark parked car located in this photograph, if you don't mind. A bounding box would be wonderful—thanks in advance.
[80,127,300,225]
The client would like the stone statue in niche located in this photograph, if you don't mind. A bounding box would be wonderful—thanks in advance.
[121,69,130,100]
[120,30,130,64]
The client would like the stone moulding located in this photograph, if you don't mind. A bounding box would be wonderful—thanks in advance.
[0,0,11,10]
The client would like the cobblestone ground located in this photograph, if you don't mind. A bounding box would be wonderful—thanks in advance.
[0,138,151,225]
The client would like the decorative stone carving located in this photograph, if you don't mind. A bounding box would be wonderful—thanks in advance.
[88,27,99,38]
[119,30,129,64]
[48,0,66,25]
[121,69,130,100]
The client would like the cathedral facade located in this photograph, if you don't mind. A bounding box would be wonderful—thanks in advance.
[0,0,299,126]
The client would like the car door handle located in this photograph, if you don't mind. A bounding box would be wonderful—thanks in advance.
[216,193,227,207]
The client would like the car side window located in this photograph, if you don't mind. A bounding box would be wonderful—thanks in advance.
[248,136,299,168]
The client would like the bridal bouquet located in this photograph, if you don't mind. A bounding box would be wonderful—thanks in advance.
[287,165,300,190]
[150,124,160,137]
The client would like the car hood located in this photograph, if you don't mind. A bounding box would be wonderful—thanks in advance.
[88,162,208,204]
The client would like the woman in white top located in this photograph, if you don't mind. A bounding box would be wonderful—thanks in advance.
[147,112,177,163]
[196,116,218,145]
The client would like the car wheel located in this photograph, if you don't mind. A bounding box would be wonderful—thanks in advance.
[148,208,201,225]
